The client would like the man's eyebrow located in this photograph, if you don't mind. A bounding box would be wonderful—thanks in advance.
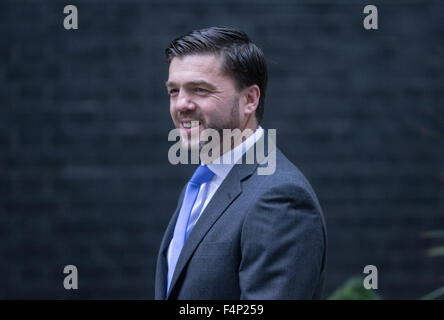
[165,81,175,88]
[165,80,217,90]
[187,81,216,89]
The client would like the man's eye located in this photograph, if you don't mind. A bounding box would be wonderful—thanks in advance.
[195,87,208,93]
[168,89,179,95]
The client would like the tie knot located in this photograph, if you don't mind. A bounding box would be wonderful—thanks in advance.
[190,165,214,185]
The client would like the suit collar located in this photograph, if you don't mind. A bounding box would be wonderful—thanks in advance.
[207,126,264,180]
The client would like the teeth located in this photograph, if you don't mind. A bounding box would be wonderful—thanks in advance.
[182,121,200,129]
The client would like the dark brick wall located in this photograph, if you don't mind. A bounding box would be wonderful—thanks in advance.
[1,0,443,299]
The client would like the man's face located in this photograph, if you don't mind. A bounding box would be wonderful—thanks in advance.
[166,54,241,151]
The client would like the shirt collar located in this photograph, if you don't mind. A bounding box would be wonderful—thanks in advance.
[207,126,264,180]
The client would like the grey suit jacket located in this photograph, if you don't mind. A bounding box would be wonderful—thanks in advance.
[155,134,327,299]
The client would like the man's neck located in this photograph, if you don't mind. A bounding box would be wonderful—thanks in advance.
[202,125,261,165]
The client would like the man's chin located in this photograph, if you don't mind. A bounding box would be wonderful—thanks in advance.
[180,139,201,152]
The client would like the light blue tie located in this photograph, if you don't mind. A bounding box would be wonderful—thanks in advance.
[167,165,214,293]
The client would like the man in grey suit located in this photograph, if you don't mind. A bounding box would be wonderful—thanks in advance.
[155,26,327,300]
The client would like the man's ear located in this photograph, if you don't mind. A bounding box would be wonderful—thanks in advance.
[241,84,261,116]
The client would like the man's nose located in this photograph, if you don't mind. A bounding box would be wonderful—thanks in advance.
[175,90,196,112]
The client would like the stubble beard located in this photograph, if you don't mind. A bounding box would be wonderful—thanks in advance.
[176,97,241,154]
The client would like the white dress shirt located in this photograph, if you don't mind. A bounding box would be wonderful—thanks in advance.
[167,126,264,268]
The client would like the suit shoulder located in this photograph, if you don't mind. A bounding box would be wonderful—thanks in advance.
[257,147,317,197]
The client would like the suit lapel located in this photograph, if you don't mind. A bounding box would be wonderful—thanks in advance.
[166,161,259,298]
[155,186,185,299]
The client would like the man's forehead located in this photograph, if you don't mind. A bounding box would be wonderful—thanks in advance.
[169,53,225,77]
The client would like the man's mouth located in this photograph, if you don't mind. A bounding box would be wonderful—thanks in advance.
[179,120,202,134]
[182,122,192,129]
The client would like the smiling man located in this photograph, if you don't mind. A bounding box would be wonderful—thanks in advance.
[166,46,261,158]
[155,26,327,300]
